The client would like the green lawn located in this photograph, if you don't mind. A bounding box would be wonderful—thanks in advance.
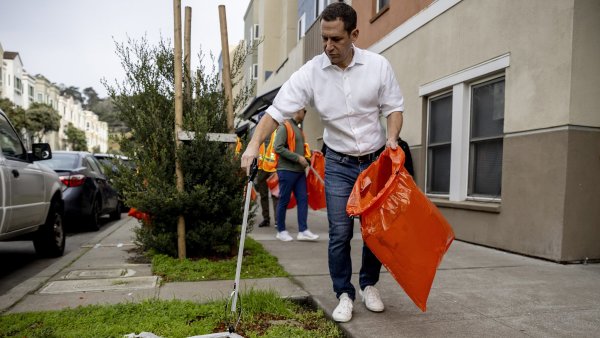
[0,238,342,337]
[151,237,289,282]
[0,290,342,338]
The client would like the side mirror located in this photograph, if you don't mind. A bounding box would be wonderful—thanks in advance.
[31,143,52,161]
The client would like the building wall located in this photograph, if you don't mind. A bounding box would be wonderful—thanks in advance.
[354,0,434,49]
[376,0,599,261]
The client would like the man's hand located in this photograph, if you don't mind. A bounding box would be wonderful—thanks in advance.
[386,137,398,150]
[298,155,309,168]
[241,143,260,174]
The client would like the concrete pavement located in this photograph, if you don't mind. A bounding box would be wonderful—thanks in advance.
[1,211,599,337]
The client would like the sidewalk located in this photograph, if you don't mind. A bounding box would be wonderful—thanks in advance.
[2,211,599,337]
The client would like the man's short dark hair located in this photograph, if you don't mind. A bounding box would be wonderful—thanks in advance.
[321,2,357,34]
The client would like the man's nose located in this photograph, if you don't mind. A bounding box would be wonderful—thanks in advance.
[324,40,334,52]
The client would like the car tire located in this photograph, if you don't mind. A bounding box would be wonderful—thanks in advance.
[33,199,65,257]
[110,201,122,221]
[88,197,101,231]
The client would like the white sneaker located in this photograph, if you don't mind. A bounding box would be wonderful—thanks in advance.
[360,285,385,312]
[276,230,293,242]
[297,229,319,241]
[332,293,353,322]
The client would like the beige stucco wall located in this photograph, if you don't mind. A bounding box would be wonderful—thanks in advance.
[377,0,598,261]
[569,0,600,127]
[383,0,577,146]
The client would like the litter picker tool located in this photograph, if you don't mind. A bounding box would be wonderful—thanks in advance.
[190,158,258,338]
[308,165,324,185]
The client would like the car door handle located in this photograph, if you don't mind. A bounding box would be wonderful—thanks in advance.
[11,169,19,178]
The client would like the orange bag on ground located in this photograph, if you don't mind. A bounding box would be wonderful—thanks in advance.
[307,150,326,210]
[346,148,454,312]
[266,172,297,209]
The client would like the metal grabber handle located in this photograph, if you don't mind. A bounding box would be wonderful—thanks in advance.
[227,158,258,332]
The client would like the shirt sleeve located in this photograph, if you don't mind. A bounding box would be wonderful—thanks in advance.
[379,57,405,118]
[266,62,314,123]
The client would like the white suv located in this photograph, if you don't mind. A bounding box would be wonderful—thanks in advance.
[0,109,65,257]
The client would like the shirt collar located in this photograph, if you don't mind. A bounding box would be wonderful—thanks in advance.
[321,45,364,70]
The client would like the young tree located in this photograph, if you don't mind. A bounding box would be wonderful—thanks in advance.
[64,123,88,151]
[105,36,254,258]
[0,98,28,140]
[25,103,61,144]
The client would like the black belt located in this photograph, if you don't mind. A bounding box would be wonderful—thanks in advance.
[327,145,385,163]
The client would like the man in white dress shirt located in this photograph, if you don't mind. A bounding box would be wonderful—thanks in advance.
[241,2,404,322]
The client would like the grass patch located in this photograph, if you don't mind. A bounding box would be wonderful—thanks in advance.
[152,237,288,282]
[0,290,342,338]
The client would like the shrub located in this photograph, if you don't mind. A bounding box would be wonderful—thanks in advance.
[105,36,254,258]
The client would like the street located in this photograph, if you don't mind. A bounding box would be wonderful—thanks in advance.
[0,216,122,296]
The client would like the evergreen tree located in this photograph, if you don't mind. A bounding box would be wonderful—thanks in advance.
[105,36,254,258]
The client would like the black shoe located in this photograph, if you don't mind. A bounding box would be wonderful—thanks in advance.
[258,220,270,227]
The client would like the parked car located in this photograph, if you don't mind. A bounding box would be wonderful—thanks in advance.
[93,153,133,212]
[42,151,121,230]
[0,109,65,257]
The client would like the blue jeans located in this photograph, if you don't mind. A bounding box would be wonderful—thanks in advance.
[276,170,308,233]
[325,148,382,301]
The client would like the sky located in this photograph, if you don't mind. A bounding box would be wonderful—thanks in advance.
[0,0,250,98]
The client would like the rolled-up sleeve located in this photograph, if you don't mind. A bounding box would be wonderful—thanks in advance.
[266,62,313,123]
[379,59,404,118]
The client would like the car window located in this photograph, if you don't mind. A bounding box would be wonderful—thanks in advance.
[0,114,26,160]
[43,153,80,170]
[90,156,107,174]
[85,156,103,174]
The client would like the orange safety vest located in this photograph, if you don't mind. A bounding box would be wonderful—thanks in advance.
[261,121,310,172]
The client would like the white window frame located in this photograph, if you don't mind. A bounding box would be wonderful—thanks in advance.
[253,24,260,40]
[298,13,306,41]
[425,91,453,198]
[252,64,258,80]
[420,54,509,202]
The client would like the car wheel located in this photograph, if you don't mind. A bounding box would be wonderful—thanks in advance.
[88,197,101,231]
[110,201,122,221]
[34,200,65,257]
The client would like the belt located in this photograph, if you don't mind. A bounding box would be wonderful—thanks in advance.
[327,145,385,164]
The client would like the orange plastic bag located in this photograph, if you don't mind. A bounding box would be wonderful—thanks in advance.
[266,172,297,209]
[128,207,150,223]
[347,148,454,312]
[307,150,326,210]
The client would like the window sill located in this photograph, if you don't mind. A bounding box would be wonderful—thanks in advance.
[369,6,390,24]
[430,198,501,213]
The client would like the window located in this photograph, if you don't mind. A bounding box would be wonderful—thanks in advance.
[0,114,26,160]
[14,76,22,95]
[37,93,43,102]
[426,93,452,195]
[421,54,508,202]
[253,24,260,40]
[425,76,505,201]
[298,13,306,41]
[376,0,390,13]
[252,64,258,80]
[468,78,504,197]
[29,85,34,100]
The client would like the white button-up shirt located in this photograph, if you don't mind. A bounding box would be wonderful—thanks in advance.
[266,46,404,156]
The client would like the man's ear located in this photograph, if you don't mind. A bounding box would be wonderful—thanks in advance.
[351,28,359,43]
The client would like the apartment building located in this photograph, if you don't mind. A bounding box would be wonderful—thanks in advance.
[239,0,600,262]
[1,44,108,152]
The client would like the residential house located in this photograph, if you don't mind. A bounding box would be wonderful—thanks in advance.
[239,0,600,262]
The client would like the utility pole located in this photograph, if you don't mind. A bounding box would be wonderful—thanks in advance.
[184,6,192,103]
[173,0,186,259]
[219,5,235,133]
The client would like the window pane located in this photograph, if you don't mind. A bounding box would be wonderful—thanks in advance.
[429,94,452,144]
[427,145,451,194]
[471,140,503,196]
[471,79,504,138]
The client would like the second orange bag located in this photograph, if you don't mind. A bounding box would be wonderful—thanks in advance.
[346,147,454,312]
[306,150,326,210]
